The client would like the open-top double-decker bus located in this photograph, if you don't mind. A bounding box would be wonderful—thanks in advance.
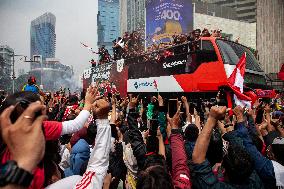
[83,37,266,98]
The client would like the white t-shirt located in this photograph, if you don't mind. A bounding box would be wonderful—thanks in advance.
[272,160,284,187]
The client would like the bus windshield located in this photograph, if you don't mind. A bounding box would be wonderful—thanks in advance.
[216,39,263,72]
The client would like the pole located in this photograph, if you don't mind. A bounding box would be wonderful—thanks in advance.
[12,52,15,93]
[40,58,43,87]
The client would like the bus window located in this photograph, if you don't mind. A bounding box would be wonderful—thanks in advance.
[198,40,218,63]
[228,41,262,72]
[216,40,239,65]
[217,39,263,72]
[186,40,218,73]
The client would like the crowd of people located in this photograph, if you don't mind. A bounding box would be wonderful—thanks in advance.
[96,28,224,65]
[1,80,284,189]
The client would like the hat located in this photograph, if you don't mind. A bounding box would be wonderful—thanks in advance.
[272,137,284,145]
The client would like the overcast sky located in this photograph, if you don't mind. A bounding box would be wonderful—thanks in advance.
[0,0,98,80]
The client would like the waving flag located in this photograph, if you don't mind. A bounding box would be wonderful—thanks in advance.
[278,64,284,81]
[228,53,252,108]
[80,42,97,54]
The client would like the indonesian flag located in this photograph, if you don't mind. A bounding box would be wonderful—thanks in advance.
[80,42,97,54]
[228,53,252,108]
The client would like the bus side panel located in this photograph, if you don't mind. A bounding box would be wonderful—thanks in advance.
[109,63,128,97]
[173,61,228,92]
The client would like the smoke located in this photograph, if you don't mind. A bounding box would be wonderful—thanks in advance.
[53,73,80,92]
[35,68,80,92]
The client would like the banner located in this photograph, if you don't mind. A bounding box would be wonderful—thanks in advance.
[146,0,193,47]
[255,89,277,99]
[83,62,128,97]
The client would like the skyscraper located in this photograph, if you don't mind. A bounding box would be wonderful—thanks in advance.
[97,0,120,53]
[30,12,56,61]
[127,0,145,33]
[119,0,145,43]
[119,0,128,36]
[0,45,14,77]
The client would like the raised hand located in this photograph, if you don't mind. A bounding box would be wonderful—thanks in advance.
[264,104,271,114]
[111,94,116,106]
[157,95,164,106]
[93,98,110,119]
[129,96,139,109]
[157,127,162,139]
[233,105,245,122]
[209,106,227,121]
[0,101,47,172]
[247,108,255,118]
[181,96,187,104]
[167,101,182,129]
[85,84,100,105]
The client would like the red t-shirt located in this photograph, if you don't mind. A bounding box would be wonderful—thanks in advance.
[1,121,63,189]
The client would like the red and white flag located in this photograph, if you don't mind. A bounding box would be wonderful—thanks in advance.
[228,53,252,108]
[80,42,97,54]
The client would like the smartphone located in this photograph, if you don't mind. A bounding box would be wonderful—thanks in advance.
[168,99,178,117]
[189,102,196,115]
[116,94,121,101]
[108,93,112,101]
[255,109,264,124]
[180,101,186,114]
[149,119,159,136]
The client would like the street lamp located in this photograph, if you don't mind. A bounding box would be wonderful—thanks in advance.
[12,53,26,93]
[11,54,43,93]
[32,55,43,89]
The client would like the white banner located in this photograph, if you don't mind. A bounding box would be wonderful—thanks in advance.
[127,76,184,92]
[117,59,124,73]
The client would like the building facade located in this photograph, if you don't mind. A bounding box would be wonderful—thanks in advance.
[193,0,238,20]
[209,0,256,23]
[127,0,145,33]
[0,45,14,78]
[194,13,256,49]
[97,0,120,53]
[256,0,284,76]
[30,12,56,61]
[119,0,145,42]
[119,0,128,36]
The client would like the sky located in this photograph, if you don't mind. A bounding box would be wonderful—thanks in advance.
[0,0,98,80]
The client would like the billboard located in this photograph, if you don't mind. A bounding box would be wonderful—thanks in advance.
[146,0,193,47]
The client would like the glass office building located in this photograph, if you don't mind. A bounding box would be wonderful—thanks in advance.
[30,12,56,61]
[97,0,120,53]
